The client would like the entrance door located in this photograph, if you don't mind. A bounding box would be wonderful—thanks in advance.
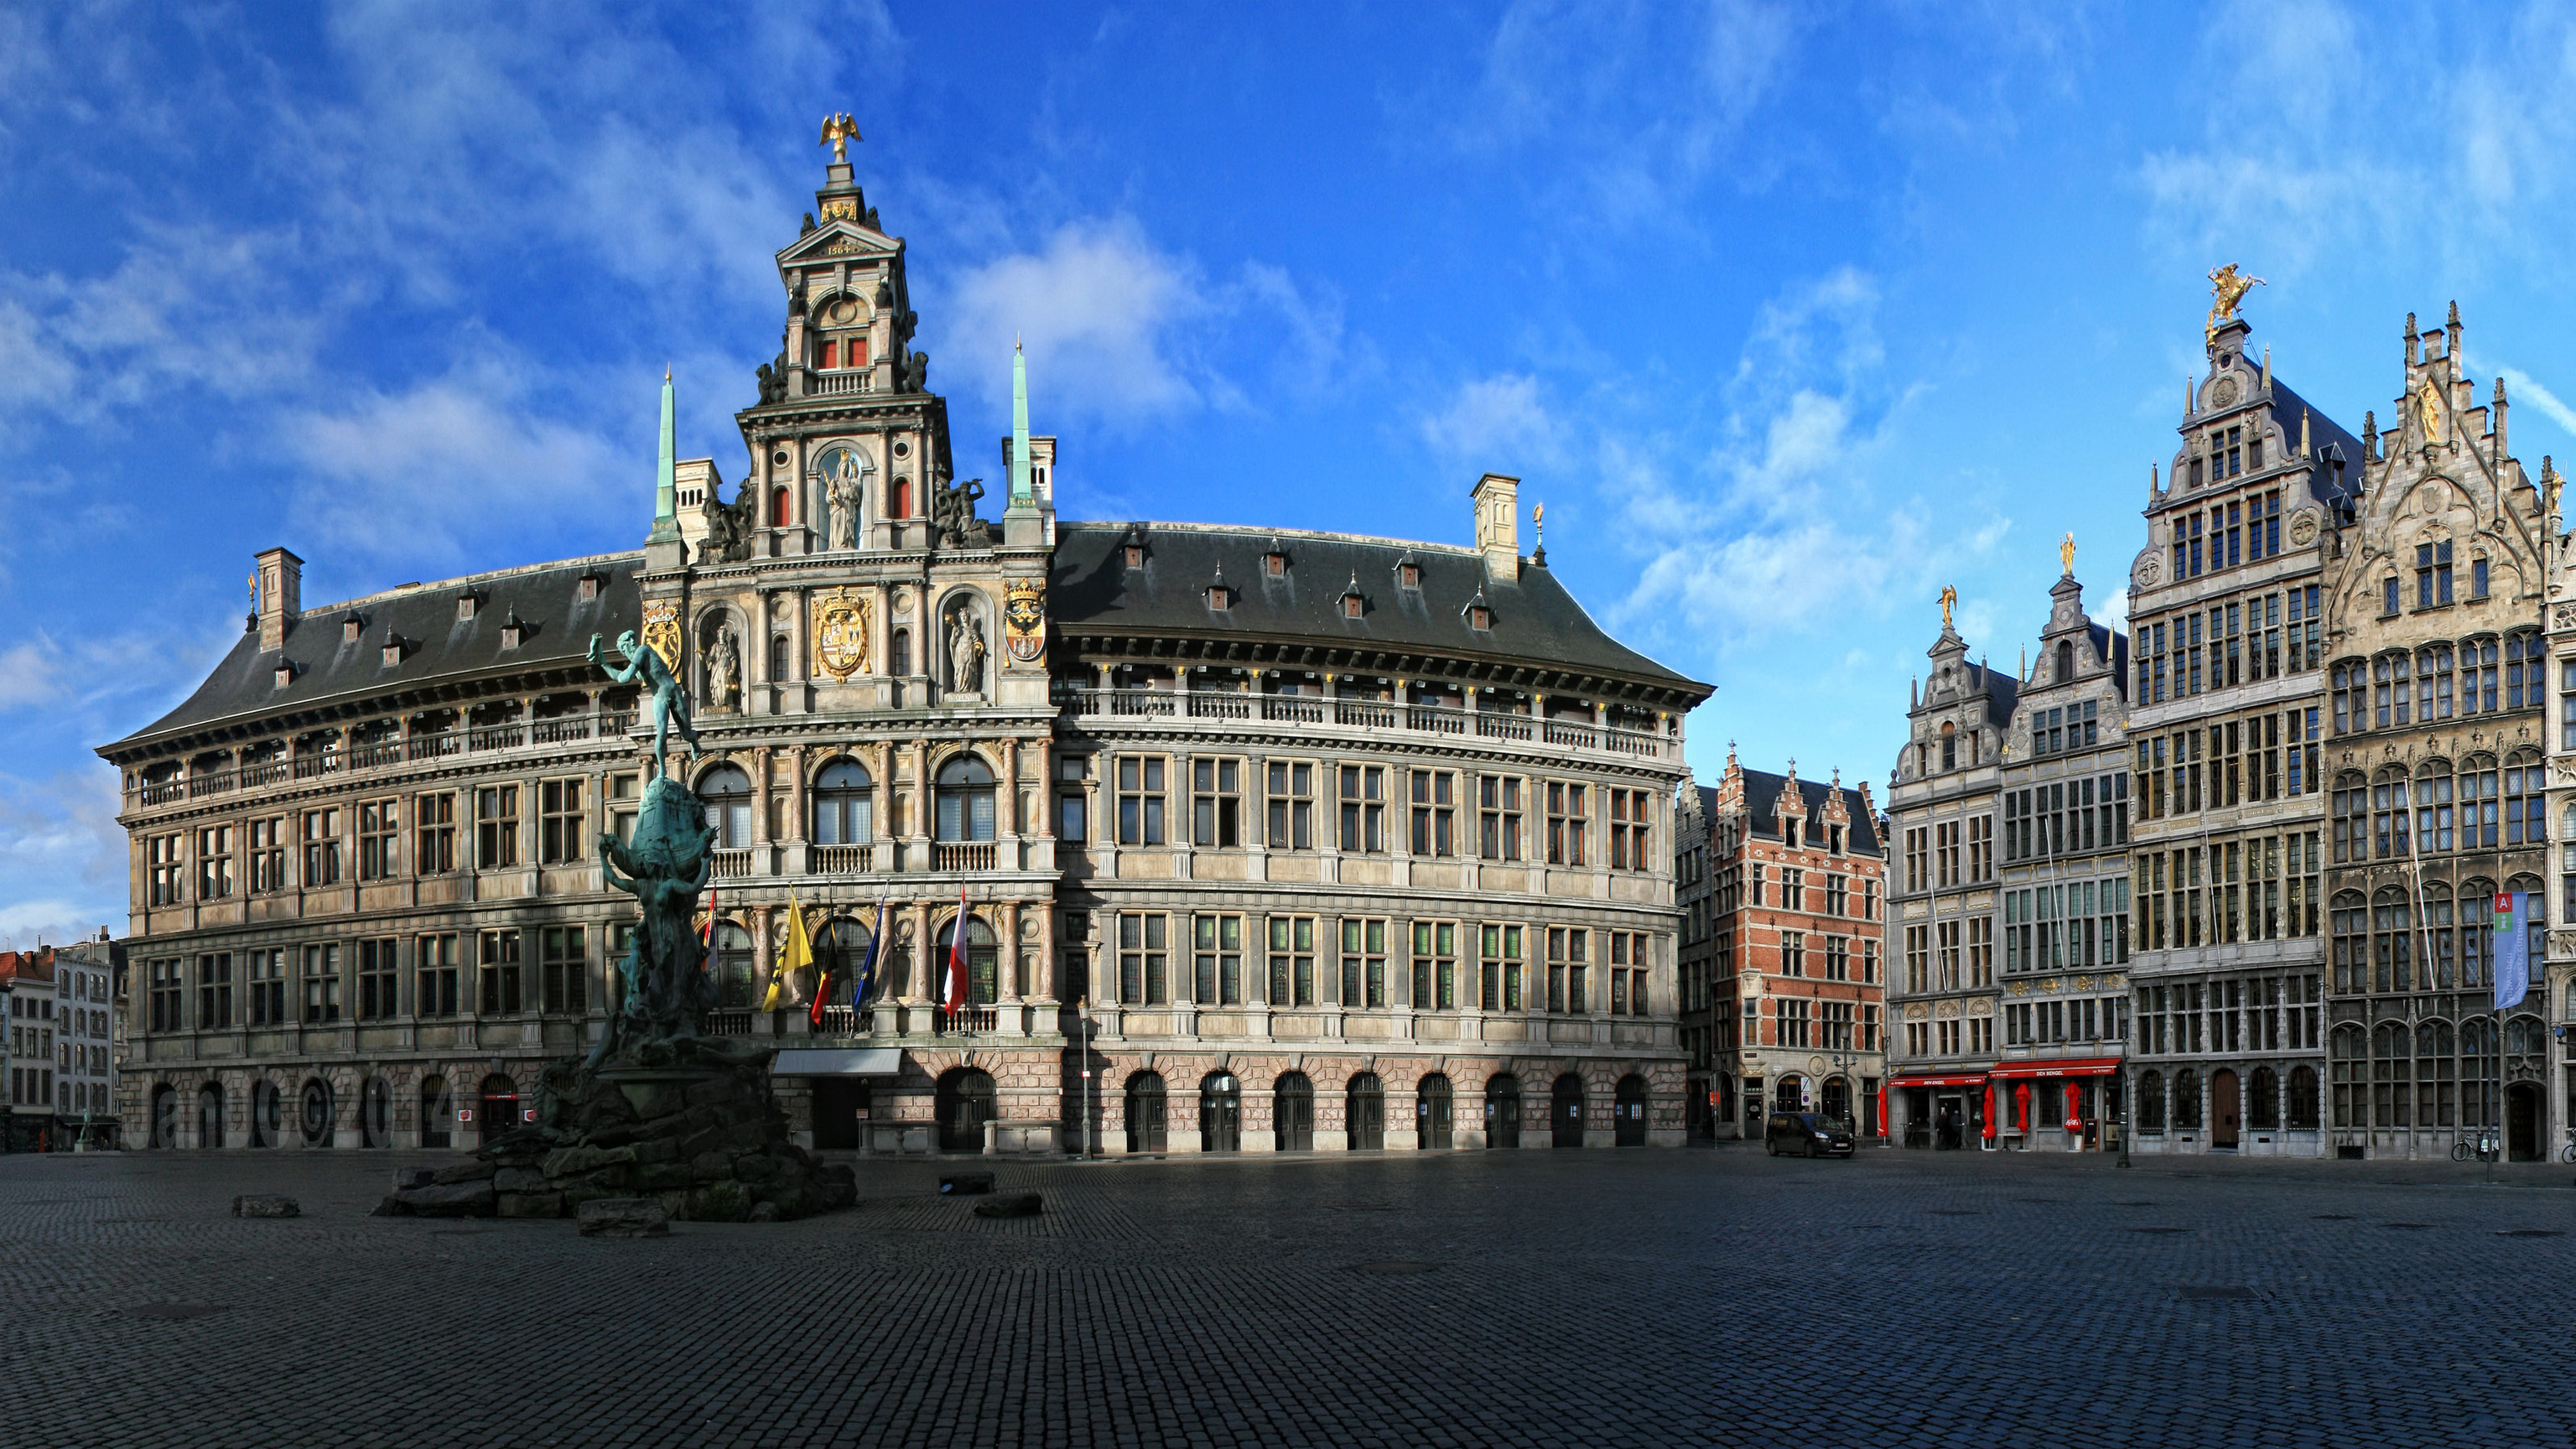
[1485,1075,1521,1148]
[937,1068,996,1152]
[1124,1072,1167,1154]
[812,1078,870,1150]
[1200,1073,1241,1153]
[1550,1074,1585,1147]
[2507,1083,2542,1161]
[2211,1068,2241,1150]
[1416,1075,1454,1149]
[1347,1073,1385,1150]
[479,1075,518,1147]
[1613,1074,1648,1146]
[1273,1073,1314,1150]
[197,1084,223,1150]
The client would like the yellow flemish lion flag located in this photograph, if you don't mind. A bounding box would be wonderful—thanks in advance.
[764,896,815,1010]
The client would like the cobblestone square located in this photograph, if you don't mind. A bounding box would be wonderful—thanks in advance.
[8,1145,2573,1447]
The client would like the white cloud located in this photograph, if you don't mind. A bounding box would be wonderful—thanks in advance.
[941,216,1208,426]
[0,641,61,711]
[0,767,127,943]
[1419,373,1564,472]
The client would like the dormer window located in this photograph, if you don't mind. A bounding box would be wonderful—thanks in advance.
[1264,546,1287,579]
[273,663,295,690]
[578,573,603,603]
[1207,583,1232,611]
[381,634,407,668]
[456,594,480,622]
[1124,545,1145,569]
[1340,583,1364,620]
[500,613,527,649]
[1400,561,1421,589]
[342,614,363,644]
[1462,589,1492,631]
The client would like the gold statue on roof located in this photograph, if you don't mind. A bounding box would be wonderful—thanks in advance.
[819,113,862,163]
[1939,584,1958,631]
[2059,532,2076,576]
[2206,263,2265,344]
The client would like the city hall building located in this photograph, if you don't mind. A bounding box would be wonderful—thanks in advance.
[100,142,1710,1156]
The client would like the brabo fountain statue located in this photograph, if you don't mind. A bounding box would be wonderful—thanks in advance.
[375,632,853,1223]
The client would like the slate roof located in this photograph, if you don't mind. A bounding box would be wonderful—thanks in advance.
[106,553,642,759]
[2264,376,2365,512]
[1049,522,1706,701]
[1698,771,1883,855]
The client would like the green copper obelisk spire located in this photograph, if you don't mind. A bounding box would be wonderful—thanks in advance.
[1008,336,1033,507]
[648,366,679,543]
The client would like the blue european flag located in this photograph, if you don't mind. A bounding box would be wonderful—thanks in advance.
[850,897,889,1005]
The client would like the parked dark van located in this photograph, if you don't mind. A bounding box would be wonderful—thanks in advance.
[1764,1111,1855,1158]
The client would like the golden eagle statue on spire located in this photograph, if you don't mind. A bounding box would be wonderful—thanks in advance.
[819,113,861,163]
[2206,263,2264,344]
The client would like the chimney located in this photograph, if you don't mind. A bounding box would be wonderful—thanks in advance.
[1471,472,1520,583]
[256,547,303,652]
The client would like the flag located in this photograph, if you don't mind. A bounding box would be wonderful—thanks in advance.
[2495,890,2531,1011]
[765,896,813,1010]
[943,885,971,1013]
[808,912,841,1029]
[848,896,889,1006]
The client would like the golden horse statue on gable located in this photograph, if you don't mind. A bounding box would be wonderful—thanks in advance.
[2207,263,2265,343]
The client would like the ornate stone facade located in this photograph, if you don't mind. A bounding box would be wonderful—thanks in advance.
[98,145,1708,1157]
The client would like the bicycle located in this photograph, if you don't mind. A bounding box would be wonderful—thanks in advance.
[2451,1131,2501,1163]
[2559,1130,2576,1165]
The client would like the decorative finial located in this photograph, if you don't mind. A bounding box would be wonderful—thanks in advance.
[1939,583,1958,631]
[2059,532,2075,576]
[2206,263,2264,344]
[818,113,862,164]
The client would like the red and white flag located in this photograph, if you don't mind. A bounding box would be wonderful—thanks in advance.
[943,884,971,1013]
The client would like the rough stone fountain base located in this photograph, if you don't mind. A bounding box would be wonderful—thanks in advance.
[376,1037,854,1223]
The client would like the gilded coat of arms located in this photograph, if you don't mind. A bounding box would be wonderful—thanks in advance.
[639,600,683,671]
[1003,577,1045,664]
[813,589,871,679]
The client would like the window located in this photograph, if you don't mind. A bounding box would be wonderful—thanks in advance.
[1608,788,1652,870]
[1825,874,1848,917]
[1479,923,1524,1011]
[248,818,285,894]
[416,792,457,875]
[1193,760,1244,848]
[149,834,184,906]
[1782,932,1806,978]
[541,926,586,1015]
[2507,632,2540,711]
[1784,998,1812,1048]
[1904,827,1928,893]
[1409,769,1457,856]
[1118,913,1169,1005]
[1410,921,1458,1009]
[302,943,341,1022]
[1904,923,1929,992]
[479,929,522,1015]
[539,778,587,865]
[1968,917,1993,984]
[1338,765,1387,852]
[1267,917,1316,1005]
[698,765,755,847]
[247,948,287,1026]
[1116,756,1166,846]
[606,773,640,846]
[1935,821,1961,888]
[1547,927,1589,1013]
[197,824,235,900]
[1478,774,1523,860]
[359,938,399,1019]
[770,632,790,680]
[1265,761,1314,849]
[354,799,397,880]
[891,628,911,677]
[1545,782,1587,865]
[1609,932,1649,1015]
[1192,915,1243,1004]
[1967,817,1992,881]
[466,784,518,869]
[1341,918,1388,1006]
[1056,755,1088,842]
[2416,540,2454,610]
[196,953,232,1030]
[813,758,875,844]
[417,933,460,1017]
[2382,576,2399,616]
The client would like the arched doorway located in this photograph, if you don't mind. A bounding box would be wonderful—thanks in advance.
[1820,1075,1852,1124]
[1614,1074,1649,1146]
[1774,1072,1805,1113]
[360,1078,392,1148]
[1347,1072,1385,1150]
[1200,1072,1241,1153]
[477,1074,517,1146]
[299,1078,335,1148]
[149,1084,175,1150]
[1416,1074,1454,1149]
[196,1083,224,1150]
[252,1079,281,1149]
[1124,1071,1167,1154]
[2507,1081,2543,1161]
[1485,1073,1522,1148]
[1550,1073,1586,1148]
[1273,1072,1314,1150]
[419,1076,454,1149]
[935,1068,996,1152]
[2211,1067,2241,1149]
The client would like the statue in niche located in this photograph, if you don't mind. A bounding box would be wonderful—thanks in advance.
[946,606,987,694]
[821,446,870,550]
[589,630,699,776]
[705,627,740,711]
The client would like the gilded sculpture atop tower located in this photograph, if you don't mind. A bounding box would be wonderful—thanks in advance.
[2206,263,2264,344]
[2059,532,2076,576]
[818,113,861,163]
[1939,583,1958,631]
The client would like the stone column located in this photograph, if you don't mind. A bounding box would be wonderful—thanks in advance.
[787,744,809,844]
[1001,900,1024,1005]
[752,904,776,1016]
[751,745,774,845]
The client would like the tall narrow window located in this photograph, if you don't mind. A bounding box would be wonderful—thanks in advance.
[1268,917,1316,1005]
[417,934,460,1017]
[247,818,285,894]
[1265,761,1314,849]
[538,778,585,865]
[1545,782,1587,865]
[1119,912,1169,1005]
[478,928,522,1015]
[195,825,236,900]
[1192,760,1243,848]
[1410,769,1456,857]
[1192,915,1243,1004]
[1116,756,1166,846]
[1339,766,1386,853]
[302,943,342,1023]
[416,793,456,875]
[1339,918,1386,1006]
[1478,774,1522,860]
[1410,921,1457,1010]
[1479,923,1524,1011]
[358,938,400,1020]
[541,926,587,1015]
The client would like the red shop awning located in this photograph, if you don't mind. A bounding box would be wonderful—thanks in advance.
[1987,1057,2123,1080]
[1888,1074,1988,1088]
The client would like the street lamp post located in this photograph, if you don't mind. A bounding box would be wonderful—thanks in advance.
[2117,1062,2132,1168]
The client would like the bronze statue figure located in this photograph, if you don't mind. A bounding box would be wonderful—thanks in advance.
[589,630,701,774]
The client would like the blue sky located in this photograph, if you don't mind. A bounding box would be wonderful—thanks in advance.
[4,2,2576,943]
